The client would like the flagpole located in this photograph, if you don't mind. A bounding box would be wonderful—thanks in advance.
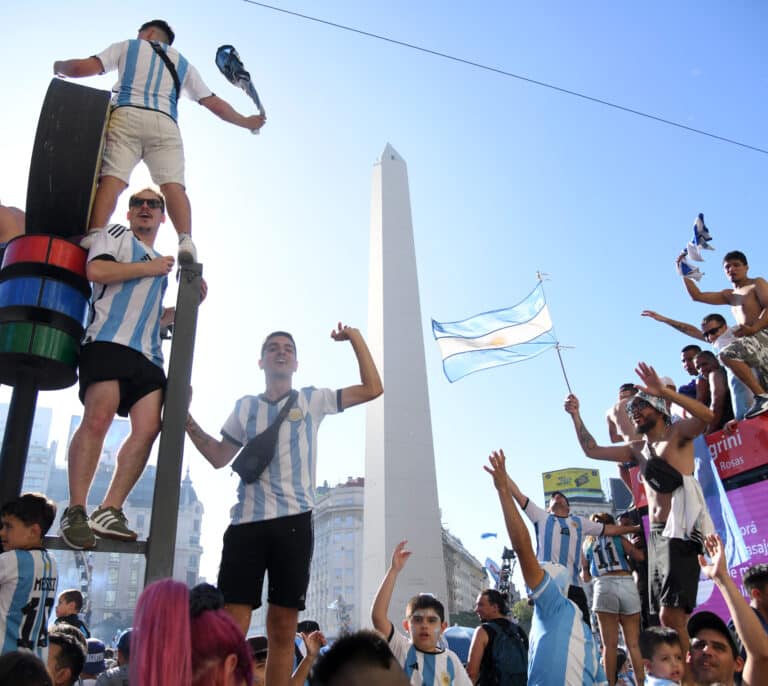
[536,271,574,394]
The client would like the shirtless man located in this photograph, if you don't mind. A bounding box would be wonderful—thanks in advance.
[694,351,734,433]
[677,250,768,419]
[564,362,714,655]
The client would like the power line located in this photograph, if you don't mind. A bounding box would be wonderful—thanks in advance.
[242,0,767,156]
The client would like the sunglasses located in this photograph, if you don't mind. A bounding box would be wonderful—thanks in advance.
[129,197,164,210]
[702,325,722,339]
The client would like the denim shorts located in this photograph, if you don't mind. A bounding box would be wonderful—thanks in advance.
[592,574,641,615]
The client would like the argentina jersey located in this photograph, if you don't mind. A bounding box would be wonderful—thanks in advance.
[0,549,58,660]
[96,39,212,121]
[388,631,472,686]
[83,224,168,367]
[584,536,632,577]
[221,387,341,524]
[524,500,603,586]
[529,573,607,686]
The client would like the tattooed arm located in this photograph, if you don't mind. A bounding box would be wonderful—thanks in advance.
[185,414,239,468]
[640,310,705,341]
[564,394,634,462]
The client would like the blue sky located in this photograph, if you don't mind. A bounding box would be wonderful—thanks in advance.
[1,1,766,588]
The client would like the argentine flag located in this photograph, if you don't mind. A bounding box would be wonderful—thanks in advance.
[432,284,557,382]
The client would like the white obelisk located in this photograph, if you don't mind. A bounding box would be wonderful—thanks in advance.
[360,144,448,628]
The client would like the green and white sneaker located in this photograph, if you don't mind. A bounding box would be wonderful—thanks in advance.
[90,506,138,541]
[60,506,96,550]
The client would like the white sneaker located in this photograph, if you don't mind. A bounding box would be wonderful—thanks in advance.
[79,230,101,250]
[178,234,197,264]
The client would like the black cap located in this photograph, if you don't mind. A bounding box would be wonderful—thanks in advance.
[687,611,739,657]
[247,635,268,660]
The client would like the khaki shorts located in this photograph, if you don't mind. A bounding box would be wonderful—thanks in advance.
[101,106,185,186]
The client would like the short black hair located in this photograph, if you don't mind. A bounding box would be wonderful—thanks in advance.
[310,630,398,686]
[58,589,84,612]
[0,651,52,686]
[49,625,87,681]
[619,383,636,394]
[139,19,175,45]
[260,331,297,357]
[695,350,719,366]
[639,626,681,660]
[702,313,727,328]
[480,588,509,615]
[681,344,702,355]
[549,490,570,507]
[406,594,445,623]
[0,492,56,535]
[723,250,748,266]
[743,564,768,594]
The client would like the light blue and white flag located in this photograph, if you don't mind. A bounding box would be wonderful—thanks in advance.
[432,284,557,382]
[485,558,501,586]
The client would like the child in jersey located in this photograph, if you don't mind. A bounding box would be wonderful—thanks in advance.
[0,493,58,659]
[371,540,471,686]
[639,626,684,685]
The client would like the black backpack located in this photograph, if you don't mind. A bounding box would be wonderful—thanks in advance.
[479,620,528,686]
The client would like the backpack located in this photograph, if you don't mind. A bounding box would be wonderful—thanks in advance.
[480,620,529,686]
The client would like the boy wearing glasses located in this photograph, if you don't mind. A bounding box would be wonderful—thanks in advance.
[54,19,266,264]
[60,188,192,550]
[371,541,471,685]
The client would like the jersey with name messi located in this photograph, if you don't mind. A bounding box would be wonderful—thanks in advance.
[222,387,341,524]
[83,224,168,367]
[0,548,58,659]
[96,39,213,121]
[528,572,607,686]
[523,499,604,586]
[388,629,472,686]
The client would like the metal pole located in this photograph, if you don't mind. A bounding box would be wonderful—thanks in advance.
[555,345,573,395]
[0,378,39,505]
[144,263,202,584]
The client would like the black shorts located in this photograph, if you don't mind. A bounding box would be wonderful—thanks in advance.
[78,342,166,417]
[217,511,313,610]
[648,524,700,614]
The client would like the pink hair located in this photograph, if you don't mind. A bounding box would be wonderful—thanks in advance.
[130,580,193,686]
[191,609,252,686]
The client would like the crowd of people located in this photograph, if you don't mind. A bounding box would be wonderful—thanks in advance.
[2,14,768,686]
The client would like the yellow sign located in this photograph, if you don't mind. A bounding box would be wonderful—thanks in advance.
[542,468,602,496]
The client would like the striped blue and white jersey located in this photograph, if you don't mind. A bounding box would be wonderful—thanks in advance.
[529,572,607,686]
[96,39,213,121]
[0,549,58,660]
[523,499,603,586]
[83,224,168,367]
[222,387,341,523]
[389,629,472,686]
[584,535,632,578]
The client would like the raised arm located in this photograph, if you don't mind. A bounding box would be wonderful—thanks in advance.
[87,255,175,284]
[641,310,705,341]
[198,94,266,131]
[185,414,240,469]
[332,324,383,410]
[290,631,326,686]
[484,450,544,591]
[698,534,768,686]
[564,395,634,462]
[678,267,730,306]
[371,540,410,638]
[53,56,104,78]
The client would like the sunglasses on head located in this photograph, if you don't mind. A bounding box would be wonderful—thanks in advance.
[129,197,164,210]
